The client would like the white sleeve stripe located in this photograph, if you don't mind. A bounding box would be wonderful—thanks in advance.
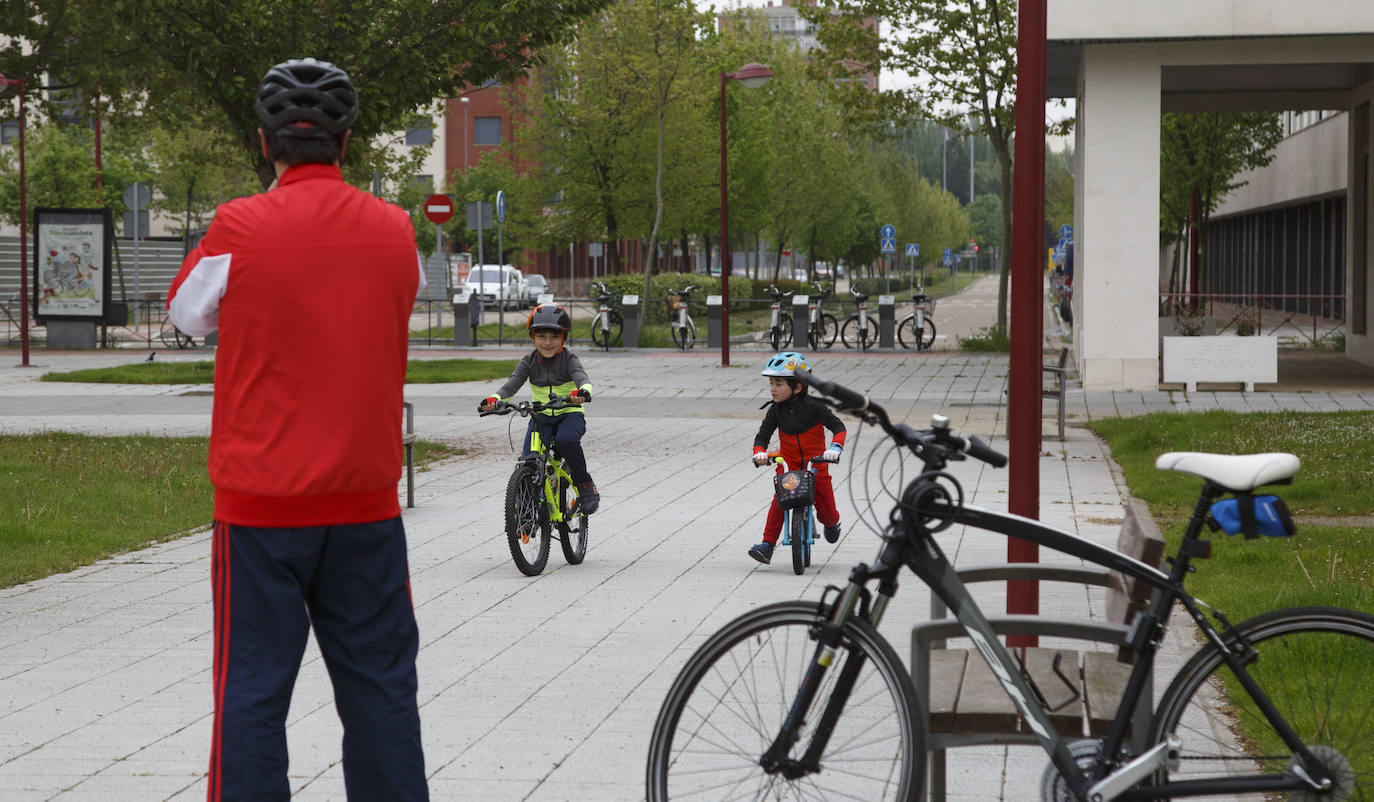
[415,251,428,298]
[168,252,231,337]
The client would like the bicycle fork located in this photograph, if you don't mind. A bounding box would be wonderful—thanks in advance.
[759,561,900,778]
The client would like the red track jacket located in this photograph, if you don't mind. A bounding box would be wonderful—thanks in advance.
[167,163,424,526]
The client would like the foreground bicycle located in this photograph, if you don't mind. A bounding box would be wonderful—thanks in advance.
[648,369,1372,801]
[590,281,622,350]
[479,395,589,575]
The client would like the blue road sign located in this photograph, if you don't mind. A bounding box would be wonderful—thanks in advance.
[880,237,897,253]
[942,247,953,267]
[880,223,896,239]
[496,190,507,223]
[905,242,919,258]
[1059,224,1073,241]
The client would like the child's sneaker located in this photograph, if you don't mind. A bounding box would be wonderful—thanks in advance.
[824,524,842,543]
[577,483,600,515]
[747,542,774,564]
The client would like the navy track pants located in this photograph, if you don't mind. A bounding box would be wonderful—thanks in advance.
[523,412,592,485]
[209,518,427,801]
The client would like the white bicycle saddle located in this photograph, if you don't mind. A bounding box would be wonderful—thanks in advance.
[1154,452,1300,492]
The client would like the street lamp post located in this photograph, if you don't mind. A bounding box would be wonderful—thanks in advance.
[0,75,29,367]
[459,95,470,169]
[719,62,772,368]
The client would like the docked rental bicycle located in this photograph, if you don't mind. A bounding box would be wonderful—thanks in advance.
[806,283,839,350]
[765,284,794,350]
[668,284,698,349]
[648,368,1373,801]
[897,287,937,350]
[839,287,877,350]
[763,453,828,575]
[590,281,622,350]
[479,394,589,576]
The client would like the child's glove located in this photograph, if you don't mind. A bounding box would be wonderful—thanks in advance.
[819,443,843,463]
[569,389,590,403]
[751,451,770,467]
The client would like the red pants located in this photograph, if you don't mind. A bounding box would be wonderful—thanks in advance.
[762,465,839,544]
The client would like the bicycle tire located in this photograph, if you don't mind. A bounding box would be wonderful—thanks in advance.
[1150,606,1374,800]
[646,600,925,802]
[897,316,937,351]
[591,310,623,349]
[672,318,696,350]
[770,314,793,350]
[818,313,838,349]
[790,508,806,575]
[840,316,878,350]
[557,476,588,565]
[804,507,813,568]
[505,461,550,576]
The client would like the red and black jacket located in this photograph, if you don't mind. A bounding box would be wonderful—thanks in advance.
[753,395,847,471]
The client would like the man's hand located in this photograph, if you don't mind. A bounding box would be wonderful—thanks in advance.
[752,452,770,467]
[478,396,499,413]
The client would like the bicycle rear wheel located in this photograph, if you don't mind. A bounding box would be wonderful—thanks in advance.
[557,476,588,565]
[1150,606,1374,799]
[816,313,838,349]
[505,461,550,576]
[646,601,924,801]
[840,316,878,350]
[898,316,937,350]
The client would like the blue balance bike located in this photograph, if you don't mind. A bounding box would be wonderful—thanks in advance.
[768,454,827,575]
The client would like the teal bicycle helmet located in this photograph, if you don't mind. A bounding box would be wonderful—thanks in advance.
[762,351,809,377]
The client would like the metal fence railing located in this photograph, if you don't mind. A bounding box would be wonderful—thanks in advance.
[1159,292,1345,346]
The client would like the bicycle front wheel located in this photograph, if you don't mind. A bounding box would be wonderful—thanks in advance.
[505,461,550,576]
[840,316,878,350]
[591,311,623,349]
[789,508,806,575]
[672,319,696,350]
[771,314,793,350]
[647,600,924,802]
[1150,606,1374,799]
[898,316,937,350]
[557,476,588,565]
[817,313,838,349]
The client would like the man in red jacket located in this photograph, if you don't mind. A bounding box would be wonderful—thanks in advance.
[168,58,428,801]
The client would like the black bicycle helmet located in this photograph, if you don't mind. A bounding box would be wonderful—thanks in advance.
[527,303,572,334]
[255,58,358,139]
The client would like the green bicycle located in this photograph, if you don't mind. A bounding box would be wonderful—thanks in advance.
[480,395,589,576]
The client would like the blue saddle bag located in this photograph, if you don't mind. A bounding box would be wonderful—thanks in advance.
[1208,494,1297,539]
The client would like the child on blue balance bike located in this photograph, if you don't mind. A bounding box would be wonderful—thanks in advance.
[748,352,846,564]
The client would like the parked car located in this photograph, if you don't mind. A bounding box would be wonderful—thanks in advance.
[462,265,527,310]
[525,274,550,305]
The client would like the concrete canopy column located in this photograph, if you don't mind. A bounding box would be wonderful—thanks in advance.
[1074,44,1161,390]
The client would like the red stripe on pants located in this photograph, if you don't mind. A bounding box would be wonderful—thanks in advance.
[208,521,231,802]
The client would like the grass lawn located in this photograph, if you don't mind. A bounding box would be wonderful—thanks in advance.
[1092,409,1374,779]
[0,433,458,589]
[41,358,517,385]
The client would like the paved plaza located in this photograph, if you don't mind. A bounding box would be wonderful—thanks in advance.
[2,279,1372,800]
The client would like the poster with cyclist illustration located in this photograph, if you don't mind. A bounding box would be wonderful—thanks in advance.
[32,208,112,321]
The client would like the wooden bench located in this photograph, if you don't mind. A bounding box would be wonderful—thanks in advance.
[402,401,417,509]
[911,497,1165,802]
[1042,347,1070,440]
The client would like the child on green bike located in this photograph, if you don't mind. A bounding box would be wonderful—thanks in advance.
[748,351,845,564]
[479,303,600,514]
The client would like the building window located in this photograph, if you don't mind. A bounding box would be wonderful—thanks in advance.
[405,123,433,146]
[1,120,18,146]
[474,117,502,146]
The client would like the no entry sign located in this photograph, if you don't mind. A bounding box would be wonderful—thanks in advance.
[424,194,454,225]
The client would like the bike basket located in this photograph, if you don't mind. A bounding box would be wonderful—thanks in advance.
[774,470,816,510]
[667,294,682,311]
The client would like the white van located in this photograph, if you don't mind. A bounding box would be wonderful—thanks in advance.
[462,265,528,309]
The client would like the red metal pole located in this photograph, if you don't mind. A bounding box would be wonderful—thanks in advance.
[1007,0,1046,640]
[719,71,731,367]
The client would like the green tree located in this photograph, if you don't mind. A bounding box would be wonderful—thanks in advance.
[811,0,1070,333]
[1160,113,1283,298]
[1044,144,1075,236]
[0,120,150,226]
[9,0,612,190]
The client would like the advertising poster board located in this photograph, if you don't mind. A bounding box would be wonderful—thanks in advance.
[33,208,113,322]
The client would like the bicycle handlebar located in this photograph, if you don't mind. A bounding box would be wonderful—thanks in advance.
[792,368,1007,468]
[765,285,793,300]
[479,395,584,418]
